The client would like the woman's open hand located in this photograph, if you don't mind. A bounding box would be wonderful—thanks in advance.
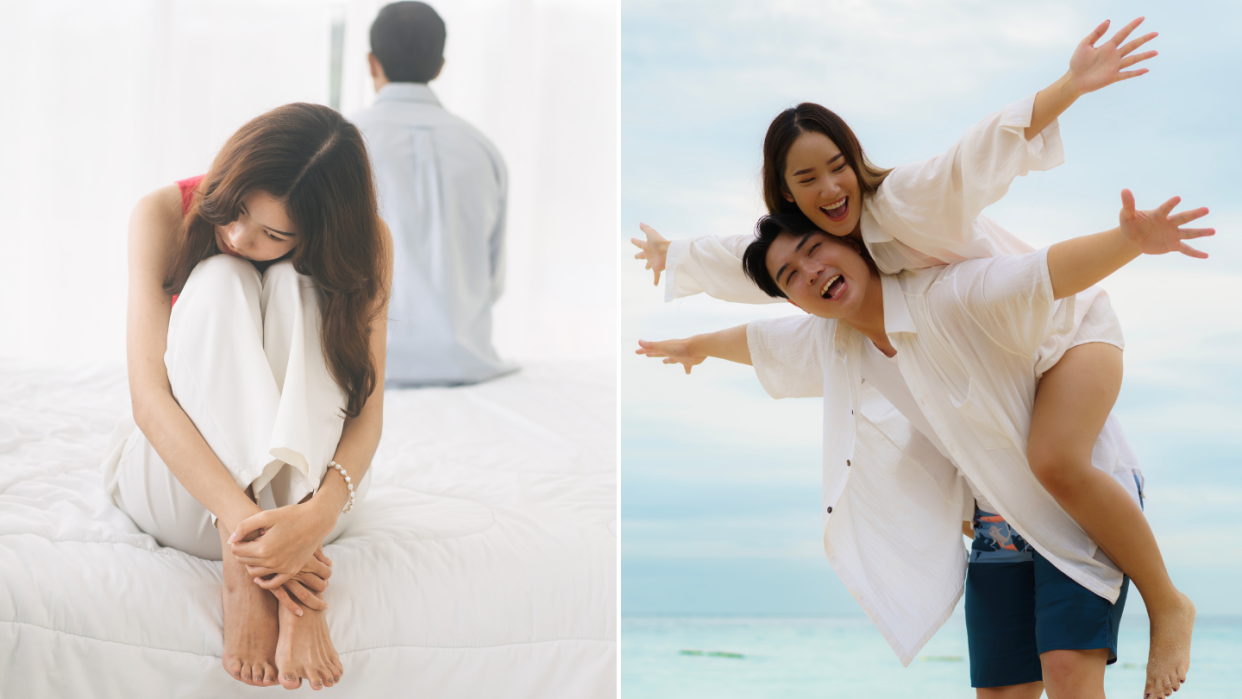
[636,338,707,374]
[1118,189,1214,259]
[1067,17,1158,96]
[631,223,671,286]
[229,501,334,590]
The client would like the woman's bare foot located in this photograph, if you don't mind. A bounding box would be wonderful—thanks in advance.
[276,599,343,690]
[221,560,281,686]
[1144,591,1195,698]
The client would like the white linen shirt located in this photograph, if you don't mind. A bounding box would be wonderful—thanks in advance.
[352,83,514,385]
[664,94,1095,374]
[657,95,1136,663]
[747,252,1142,666]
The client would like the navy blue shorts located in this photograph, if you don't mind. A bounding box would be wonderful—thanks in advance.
[964,509,1130,689]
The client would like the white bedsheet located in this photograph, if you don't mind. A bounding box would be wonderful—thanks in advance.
[0,361,616,698]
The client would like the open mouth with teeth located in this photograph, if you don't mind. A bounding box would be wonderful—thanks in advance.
[820,274,847,300]
[820,196,849,222]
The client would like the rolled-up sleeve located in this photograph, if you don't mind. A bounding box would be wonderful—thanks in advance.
[865,94,1065,271]
[947,248,1074,357]
[747,315,827,399]
[665,234,780,304]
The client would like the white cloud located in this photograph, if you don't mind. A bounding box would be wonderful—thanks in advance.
[625,0,1082,118]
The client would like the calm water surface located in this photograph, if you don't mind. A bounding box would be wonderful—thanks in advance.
[622,615,1242,698]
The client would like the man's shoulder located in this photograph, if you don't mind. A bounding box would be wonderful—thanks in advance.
[356,102,504,170]
[891,265,947,294]
[356,100,494,140]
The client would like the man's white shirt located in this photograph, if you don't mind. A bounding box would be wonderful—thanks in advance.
[353,83,513,385]
[748,251,1141,665]
[655,95,1140,664]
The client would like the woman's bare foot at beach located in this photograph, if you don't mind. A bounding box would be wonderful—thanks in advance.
[276,599,343,690]
[221,558,281,686]
[1144,591,1195,698]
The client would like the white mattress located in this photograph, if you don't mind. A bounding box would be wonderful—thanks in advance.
[0,361,616,698]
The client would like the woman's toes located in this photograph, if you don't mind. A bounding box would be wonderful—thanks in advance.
[280,672,301,690]
[262,663,279,686]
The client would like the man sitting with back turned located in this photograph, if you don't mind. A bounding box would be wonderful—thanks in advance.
[353,1,514,386]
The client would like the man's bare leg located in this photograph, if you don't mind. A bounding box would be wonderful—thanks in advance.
[218,518,280,686]
[1029,343,1194,698]
[978,681,1045,699]
[1040,648,1108,699]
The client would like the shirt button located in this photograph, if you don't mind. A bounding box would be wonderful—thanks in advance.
[826,506,833,514]
[846,460,851,467]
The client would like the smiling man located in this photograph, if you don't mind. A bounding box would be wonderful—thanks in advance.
[637,192,1211,698]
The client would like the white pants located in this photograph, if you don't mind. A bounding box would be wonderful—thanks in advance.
[101,255,370,560]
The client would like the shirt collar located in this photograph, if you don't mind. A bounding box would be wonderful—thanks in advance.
[879,273,917,336]
[374,82,441,106]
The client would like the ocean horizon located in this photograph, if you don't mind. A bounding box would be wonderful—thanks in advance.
[622,614,1242,698]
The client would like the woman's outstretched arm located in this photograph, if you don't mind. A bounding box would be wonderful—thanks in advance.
[127,186,264,534]
[229,220,395,588]
[631,223,776,304]
[1027,17,1158,140]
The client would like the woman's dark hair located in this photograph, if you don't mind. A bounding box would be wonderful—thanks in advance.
[370,2,446,83]
[164,103,387,418]
[762,103,891,215]
[743,211,874,299]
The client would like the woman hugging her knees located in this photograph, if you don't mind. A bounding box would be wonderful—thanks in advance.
[101,103,392,690]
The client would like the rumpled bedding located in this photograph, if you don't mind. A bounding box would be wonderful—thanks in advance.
[0,361,616,697]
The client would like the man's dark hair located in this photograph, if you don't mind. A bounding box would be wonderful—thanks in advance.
[370,2,446,83]
[742,211,873,299]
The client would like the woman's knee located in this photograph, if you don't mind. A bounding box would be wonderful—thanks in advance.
[183,253,261,296]
[976,681,1043,699]
[262,258,299,286]
[1026,440,1089,495]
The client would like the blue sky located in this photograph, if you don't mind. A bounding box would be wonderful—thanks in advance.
[620,0,1242,617]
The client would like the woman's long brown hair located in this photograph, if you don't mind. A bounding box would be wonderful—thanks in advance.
[163,103,386,418]
[761,103,892,215]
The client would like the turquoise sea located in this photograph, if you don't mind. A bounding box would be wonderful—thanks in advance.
[622,615,1242,698]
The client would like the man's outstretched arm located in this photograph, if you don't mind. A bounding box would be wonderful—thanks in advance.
[1047,189,1213,300]
[635,324,751,374]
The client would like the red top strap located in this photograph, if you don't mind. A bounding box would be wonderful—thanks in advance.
[169,175,205,309]
[176,175,205,216]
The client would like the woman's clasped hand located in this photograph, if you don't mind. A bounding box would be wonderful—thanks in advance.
[229,502,339,616]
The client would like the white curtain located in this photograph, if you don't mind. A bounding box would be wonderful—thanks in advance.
[0,0,616,365]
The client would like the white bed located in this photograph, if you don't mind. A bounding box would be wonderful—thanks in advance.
[0,361,616,698]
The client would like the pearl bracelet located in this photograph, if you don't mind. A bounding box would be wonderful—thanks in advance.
[327,460,356,514]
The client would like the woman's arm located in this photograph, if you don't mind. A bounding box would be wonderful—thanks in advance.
[308,227,392,517]
[1026,18,1157,140]
[127,186,263,534]
[631,223,777,304]
[636,324,752,374]
[1047,189,1213,300]
[866,18,1157,273]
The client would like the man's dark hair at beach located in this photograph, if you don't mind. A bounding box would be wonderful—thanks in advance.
[742,211,876,299]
